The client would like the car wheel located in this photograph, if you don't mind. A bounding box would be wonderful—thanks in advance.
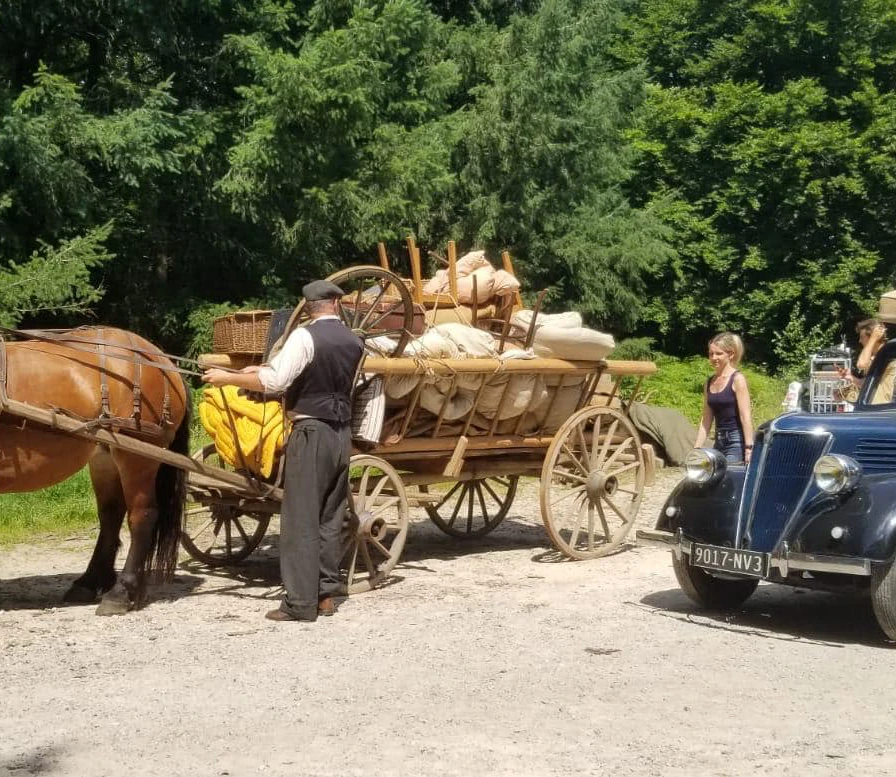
[870,560,896,640]
[672,552,759,610]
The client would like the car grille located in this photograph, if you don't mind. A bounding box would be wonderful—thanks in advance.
[853,439,896,473]
[745,431,829,552]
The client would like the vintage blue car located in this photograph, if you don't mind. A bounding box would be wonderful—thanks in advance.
[640,340,896,639]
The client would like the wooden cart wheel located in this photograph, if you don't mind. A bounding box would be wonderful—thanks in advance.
[422,476,519,538]
[181,444,271,566]
[340,454,410,594]
[540,406,645,559]
[274,265,415,358]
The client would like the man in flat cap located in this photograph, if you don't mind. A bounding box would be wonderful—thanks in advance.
[203,279,364,621]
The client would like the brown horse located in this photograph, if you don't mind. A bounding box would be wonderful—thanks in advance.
[0,327,190,614]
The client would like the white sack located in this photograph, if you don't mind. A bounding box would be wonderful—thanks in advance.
[511,309,582,331]
[532,326,615,361]
[478,374,549,420]
[433,323,498,358]
[419,384,476,421]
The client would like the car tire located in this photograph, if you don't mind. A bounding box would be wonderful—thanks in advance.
[870,560,896,640]
[672,552,759,610]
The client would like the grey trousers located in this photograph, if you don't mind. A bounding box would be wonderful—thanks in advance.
[279,418,350,620]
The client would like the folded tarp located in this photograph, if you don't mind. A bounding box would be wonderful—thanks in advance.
[626,401,696,466]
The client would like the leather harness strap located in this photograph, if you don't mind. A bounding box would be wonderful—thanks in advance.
[0,335,8,411]
[0,326,208,378]
[124,329,142,427]
[97,327,112,419]
[2,325,174,441]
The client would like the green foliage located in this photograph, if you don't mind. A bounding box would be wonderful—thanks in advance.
[0,65,195,333]
[641,354,788,427]
[611,336,657,362]
[770,305,837,377]
[2,0,895,373]
[217,0,463,287]
[186,301,239,359]
[456,0,670,331]
[623,0,896,369]
[0,223,113,326]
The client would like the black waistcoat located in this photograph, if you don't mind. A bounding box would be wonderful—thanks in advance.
[286,319,364,424]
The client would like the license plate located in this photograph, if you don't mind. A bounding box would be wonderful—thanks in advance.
[691,543,767,577]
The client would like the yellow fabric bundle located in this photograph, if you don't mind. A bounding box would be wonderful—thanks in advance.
[198,386,288,478]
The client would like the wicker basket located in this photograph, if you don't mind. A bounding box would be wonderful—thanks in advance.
[212,310,273,354]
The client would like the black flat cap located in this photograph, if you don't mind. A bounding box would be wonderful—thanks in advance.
[302,279,345,301]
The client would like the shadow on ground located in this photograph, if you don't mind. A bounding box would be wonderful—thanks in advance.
[0,743,65,775]
[640,584,892,648]
[0,571,204,611]
[399,515,551,564]
[175,512,555,600]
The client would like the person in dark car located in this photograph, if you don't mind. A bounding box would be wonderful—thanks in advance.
[839,318,886,389]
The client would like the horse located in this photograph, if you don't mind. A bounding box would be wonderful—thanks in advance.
[0,326,190,614]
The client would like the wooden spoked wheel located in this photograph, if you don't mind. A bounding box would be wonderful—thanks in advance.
[340,455,410,594]
[274,265,415,358]
[181,445,272,566]
[540,406,645,559]
[423,476,519,538]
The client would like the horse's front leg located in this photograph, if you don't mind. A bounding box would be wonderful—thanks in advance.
[96,456,160,616]
[64,448,126,605]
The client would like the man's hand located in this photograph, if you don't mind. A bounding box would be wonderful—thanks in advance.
[837,365,862,387]
[202,368,233,386]
[202,366,266,392]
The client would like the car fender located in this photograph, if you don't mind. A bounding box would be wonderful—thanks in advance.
[655,468,746,548]
[788,474,896,561]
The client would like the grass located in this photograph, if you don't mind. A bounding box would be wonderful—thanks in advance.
[0,356,790,544]
[0,388,212,547]
[0,467,98,546]
[638,355,789,427]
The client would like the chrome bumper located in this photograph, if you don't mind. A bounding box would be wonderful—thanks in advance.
[635,528,873,577]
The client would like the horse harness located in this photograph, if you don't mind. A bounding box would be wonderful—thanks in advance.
[0,327,176,441]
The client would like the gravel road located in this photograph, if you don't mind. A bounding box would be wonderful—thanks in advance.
[2,466,895,777]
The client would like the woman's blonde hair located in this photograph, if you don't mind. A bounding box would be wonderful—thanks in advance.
[710,332,744,366]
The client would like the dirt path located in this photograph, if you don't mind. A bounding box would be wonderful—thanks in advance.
[2,467,895,777]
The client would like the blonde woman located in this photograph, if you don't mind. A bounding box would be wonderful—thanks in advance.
[694,332,755,464]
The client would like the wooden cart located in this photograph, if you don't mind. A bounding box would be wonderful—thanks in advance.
[185,265,657,591]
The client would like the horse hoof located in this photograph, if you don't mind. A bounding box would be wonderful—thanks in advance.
[95,597,131,616]
[63,584,99,604]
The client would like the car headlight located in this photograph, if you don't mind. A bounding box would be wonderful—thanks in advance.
[813,454,862,494]
[685,448,727,484]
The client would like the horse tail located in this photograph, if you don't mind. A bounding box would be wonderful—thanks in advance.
[150,378,191,580]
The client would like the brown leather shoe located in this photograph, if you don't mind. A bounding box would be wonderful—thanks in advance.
[317,597,336,617]
[265,608,313,622]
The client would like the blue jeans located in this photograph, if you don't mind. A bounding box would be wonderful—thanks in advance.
[714,428,744,463]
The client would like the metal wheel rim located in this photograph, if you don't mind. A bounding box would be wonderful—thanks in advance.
[273,265,414,358]
[423,476,519,538]
[181,444,271,566]
[540,406,645,559]
[340,454,410,594]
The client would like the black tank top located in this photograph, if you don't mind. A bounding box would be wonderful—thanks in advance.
[706,371,741,433]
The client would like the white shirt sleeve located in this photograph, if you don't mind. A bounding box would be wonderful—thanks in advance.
[257,327,314,394]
